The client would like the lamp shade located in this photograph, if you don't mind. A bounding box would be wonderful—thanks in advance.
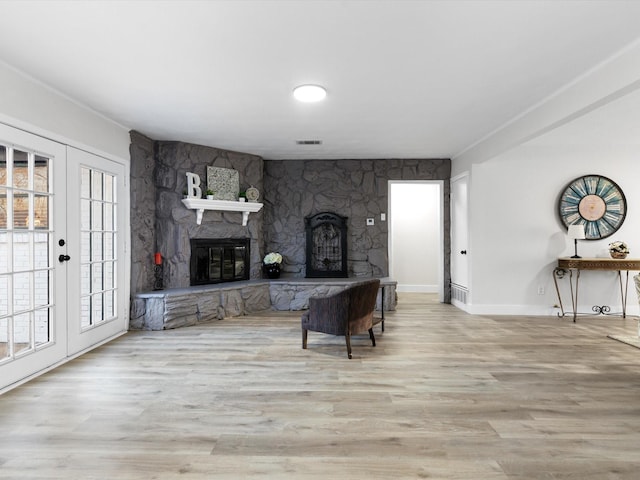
[568,224,586,240]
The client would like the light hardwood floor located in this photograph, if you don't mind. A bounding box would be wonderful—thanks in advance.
[1,293,640,479]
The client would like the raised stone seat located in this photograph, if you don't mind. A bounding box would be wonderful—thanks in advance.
[268,277,396,312]
[131,277,396,331]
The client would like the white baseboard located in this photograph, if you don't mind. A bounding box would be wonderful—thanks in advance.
[451,298,471,312]
[459,303,640,317]
[397,284,438,293]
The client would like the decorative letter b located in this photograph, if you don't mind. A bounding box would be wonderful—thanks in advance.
[186,172,202,199]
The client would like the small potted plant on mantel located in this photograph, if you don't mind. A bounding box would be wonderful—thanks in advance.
[205,189,215,200]
[238,191,247,202]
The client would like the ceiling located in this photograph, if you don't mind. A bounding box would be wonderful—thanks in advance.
[1,0,640,160]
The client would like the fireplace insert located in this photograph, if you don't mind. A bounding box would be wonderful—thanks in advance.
[190,238,250,285]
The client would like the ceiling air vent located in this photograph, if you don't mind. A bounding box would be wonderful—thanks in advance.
[296,140,322,145]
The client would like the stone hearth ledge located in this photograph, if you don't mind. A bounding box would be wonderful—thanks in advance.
[131,278,397,330]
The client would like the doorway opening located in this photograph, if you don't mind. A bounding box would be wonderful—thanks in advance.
[388,181,444,301]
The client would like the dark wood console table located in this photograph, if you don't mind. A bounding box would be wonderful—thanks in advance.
[552,257,640,322]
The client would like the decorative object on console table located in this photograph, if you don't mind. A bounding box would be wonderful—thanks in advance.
[205,189,215,200]
[263,252,282,279]
[558,174,626,240]
[609,241,629,259]
[567,224,586,258]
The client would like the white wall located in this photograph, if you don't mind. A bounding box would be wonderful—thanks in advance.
[389,182,440,293]
[450,39,640,316]
[453,38,640,177]
[466,88,640,315]
[0,61,130,161]
[0,61,132,336]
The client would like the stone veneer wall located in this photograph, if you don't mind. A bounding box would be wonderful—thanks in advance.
[129,131,157,294]
[154,141,265,289]
[129,131,265,298]
[131,279,396,330]
[130,131,452,312]
[263,158,451,301]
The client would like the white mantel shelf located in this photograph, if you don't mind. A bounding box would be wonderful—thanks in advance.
[181,198,263,226]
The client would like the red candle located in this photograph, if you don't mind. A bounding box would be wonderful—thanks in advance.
[154,253,162,265]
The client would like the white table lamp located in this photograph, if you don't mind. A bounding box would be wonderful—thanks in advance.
[568,224,586,258]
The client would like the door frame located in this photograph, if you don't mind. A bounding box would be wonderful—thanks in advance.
[388,180,445,302]
[0,122,130,393]
[0,124,68,390]
[450,172,470,310]
[65,147,129,357]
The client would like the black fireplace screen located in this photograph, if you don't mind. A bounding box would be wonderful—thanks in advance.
[190,238,250,285]
[305,212,348,278]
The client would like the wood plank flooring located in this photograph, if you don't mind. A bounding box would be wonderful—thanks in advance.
[1,293,640,479]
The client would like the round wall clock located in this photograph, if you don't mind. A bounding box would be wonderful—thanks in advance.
[558,174,626,240]
[245,186,260,202]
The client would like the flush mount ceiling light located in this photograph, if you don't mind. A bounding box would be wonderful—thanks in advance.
[293,84,327,102]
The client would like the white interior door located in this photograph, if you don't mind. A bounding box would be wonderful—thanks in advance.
[66,147,127,356]
[0,124,68,390]
[450,174,469,299]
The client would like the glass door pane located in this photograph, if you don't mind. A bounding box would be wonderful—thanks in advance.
[79,167,118,329]
[1,123,68,392]
[234,246,246,279]
[0,135,60,377]
[209,247,222,281]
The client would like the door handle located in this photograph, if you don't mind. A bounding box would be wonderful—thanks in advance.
[58,254,71,263]
[460,250,467,255]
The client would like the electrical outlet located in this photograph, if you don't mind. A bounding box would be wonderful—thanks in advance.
[366,218,375,226]
[537,286,545,295]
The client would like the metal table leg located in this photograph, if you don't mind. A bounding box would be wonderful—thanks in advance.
[553,267,580,322]
[380,285,385,332]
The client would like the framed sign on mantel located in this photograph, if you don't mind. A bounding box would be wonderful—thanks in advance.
[558,174,627,240]
[206,166,239,201]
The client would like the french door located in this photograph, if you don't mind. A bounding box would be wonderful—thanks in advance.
[0,124,127,391]
[66,147,126,356]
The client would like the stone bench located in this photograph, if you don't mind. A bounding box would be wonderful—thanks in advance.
[131,277,397,331]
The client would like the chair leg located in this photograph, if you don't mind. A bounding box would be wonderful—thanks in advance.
[369,328,376,347]
[302,329,308,349]
[345,332,352,359]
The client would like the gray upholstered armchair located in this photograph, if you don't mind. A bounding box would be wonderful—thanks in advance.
[301,279,381,359]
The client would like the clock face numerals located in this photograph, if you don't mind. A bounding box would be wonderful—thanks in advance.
[559,175,626,240]
[578,194,606,221]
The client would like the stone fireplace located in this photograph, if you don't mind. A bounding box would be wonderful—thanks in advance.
[305,212,348,278]
[190,238,250,286]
